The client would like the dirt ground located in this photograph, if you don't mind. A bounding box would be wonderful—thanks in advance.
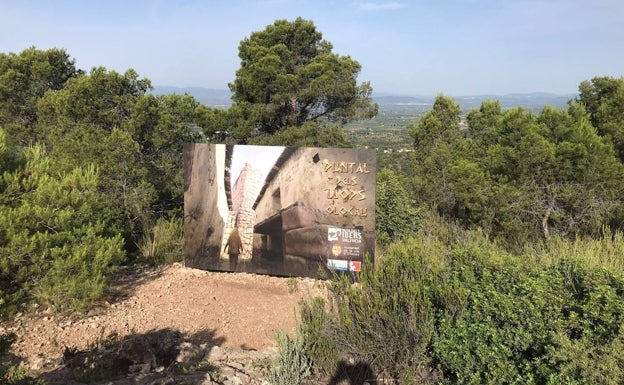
[2,263,328,368]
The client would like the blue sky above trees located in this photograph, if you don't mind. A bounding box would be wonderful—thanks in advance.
[1,0,622,96]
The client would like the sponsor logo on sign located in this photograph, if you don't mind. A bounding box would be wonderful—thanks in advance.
[327,227,362,243]
[331,245,342,257]
[349,261,362,272]
[327,259,349,271]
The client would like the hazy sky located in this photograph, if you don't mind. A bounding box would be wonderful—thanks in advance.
[231,145,284,187]
[1,0,622,96]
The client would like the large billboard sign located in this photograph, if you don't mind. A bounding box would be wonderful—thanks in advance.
[183,144,376,278]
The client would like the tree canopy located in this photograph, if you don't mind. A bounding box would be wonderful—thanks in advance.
[0,48,204,314]
[0,47,81,127]
[577,76,624,162]
[398,92,624,250]
[229,18,377,137]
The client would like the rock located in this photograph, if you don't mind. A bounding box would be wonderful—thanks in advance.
[129,363,151,374]
[176,342,204,366]
[221,364,236,379]
[119,329,183,370]
[235,371,251,385]
[29,356,47,371]
[223,374,244,385]
[205,345,227,362]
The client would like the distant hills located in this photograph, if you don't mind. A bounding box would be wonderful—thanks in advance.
[152,86,232,108]
[374,92,577,111]
[152,86,577,111]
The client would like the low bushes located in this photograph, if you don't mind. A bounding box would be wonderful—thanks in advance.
[139,217,184,264]
[299,231,624,384]
[0,142,125,316]
[266,329,312,385]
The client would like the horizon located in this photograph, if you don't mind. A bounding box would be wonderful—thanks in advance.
[1,1,622,96]
[153,84,578,99]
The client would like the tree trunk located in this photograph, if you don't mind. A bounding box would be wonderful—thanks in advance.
[542,201,554,240]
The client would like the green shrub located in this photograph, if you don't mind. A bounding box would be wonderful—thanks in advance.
[139,216,183,264]
[299,229,624,384]
[266,329,312,385]
[30,229,124,312]
[376,168,421,243]
[437,254,624,384]
[432,247,564,384]
[301,235,451,383]
[298,297,340,374]
[0,143,125,315]
[537,228,624,275]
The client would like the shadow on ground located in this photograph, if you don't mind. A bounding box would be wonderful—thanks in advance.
[39,327,225,385]
[327,358,376,385]
[103,264,169,305]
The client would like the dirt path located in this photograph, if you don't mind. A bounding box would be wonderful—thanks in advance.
[3,263,327,367]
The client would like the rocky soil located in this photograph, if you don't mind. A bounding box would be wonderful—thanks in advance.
[1,263,329,384]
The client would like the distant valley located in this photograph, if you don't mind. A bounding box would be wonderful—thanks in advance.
[152,86,578,152]
[153,85,576,111]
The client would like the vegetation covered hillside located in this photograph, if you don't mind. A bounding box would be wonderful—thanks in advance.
[2,17,624,385]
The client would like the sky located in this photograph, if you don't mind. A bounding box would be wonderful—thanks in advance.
[231,145,284,187]
[1,0,623,96]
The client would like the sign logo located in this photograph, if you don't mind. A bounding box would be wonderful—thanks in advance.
[328,227,341,241]
[327,259,349,271]
[327,227,362,243]
[349,261,362,272]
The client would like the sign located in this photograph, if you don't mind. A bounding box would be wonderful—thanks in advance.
[183,144,376,278]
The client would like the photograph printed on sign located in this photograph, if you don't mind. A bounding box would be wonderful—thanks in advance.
[183,143,376,278]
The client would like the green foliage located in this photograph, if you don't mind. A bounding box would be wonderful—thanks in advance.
[406,94,470,219]
[465,99,503,142]
[536,228,624,276]
[300,235,450,383]
[409,94,462,150]
[139,217,184,264]
[0,130,25,195]
[128,93,204,213]
[47,125,156,249]
[248,121,353,147]
[432,248,558,384]
[487,105,624,244]
[375,168,421,243]
[37,66,151,131]
[298,297,340,374]
[29,63,205,251]
[267,329,312,385]
[577,76,624,161]
[0,46,80,128]
[0,139,124,314]
[403,92,624,250]
[0,47,217,318]
[229,17,377,136]
[300,222,624,384]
